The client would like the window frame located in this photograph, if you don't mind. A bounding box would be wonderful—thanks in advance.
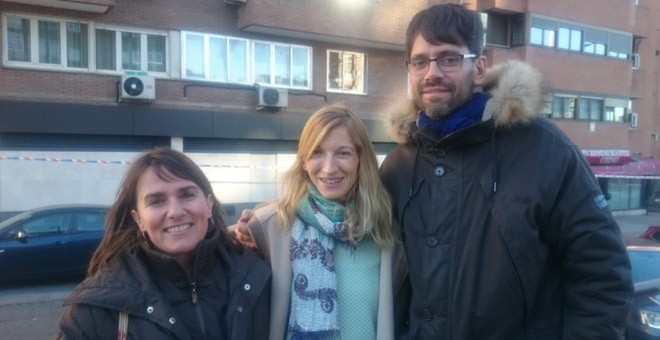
[557,27,582,52]
[3,13,169,75]
[94,24,169,75]
[251,40,311,89]
[530,26,555,47]
[326,49,367,94]
[3,13,91,70]
[181,31,312,89]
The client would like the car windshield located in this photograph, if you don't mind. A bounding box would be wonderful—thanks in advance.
[628,249,660,283]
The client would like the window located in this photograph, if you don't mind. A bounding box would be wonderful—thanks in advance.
[76,211,105,231]
[7,16,30,62]
[484,12,509,46]
[183,32,248,83]
[603,98,628,122]
[584,41,606,55]
[578,97,603,120]
[67,22,88,68]
[511,16,525,46]
[483,12,526,47]
[327,50,366,94]
[530,18,556,47]
[4,14,168,73]
[557,27,581,51]
[552,96,576,119]
[182,32,312,88]
[23,213,73,235]
[6,14,89,68]
[96,27,167,73]
[607,178,643,211]
[528,15,632,61]
[554,95,627,122]
[608,32,632,60]
[253,41,310,88]
[530,27,555,47]
[38,20,61,64]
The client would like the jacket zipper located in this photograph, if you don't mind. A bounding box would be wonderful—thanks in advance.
[190,281,207,337]
[191,281,198,304]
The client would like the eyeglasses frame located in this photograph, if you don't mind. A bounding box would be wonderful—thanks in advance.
[404,53,478,75]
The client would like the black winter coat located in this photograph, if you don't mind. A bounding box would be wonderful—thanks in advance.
[381,61,633,339]
[56,231,271,340]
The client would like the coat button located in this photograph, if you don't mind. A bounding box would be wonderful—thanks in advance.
[433,165,445,177]
[425,236,438,247]
[237,306,243,313]
[437,149,446,157]
[244,284,251,291]
[422,308,433,321]
[169,317,176,324]
[146,306,154,314]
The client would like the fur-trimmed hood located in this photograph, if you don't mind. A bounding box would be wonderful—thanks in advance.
[385,60,547,144]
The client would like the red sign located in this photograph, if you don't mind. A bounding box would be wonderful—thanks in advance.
[581,149,632,165]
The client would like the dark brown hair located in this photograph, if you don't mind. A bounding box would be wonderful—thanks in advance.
[405,4,484,57]
[87,147,240,276]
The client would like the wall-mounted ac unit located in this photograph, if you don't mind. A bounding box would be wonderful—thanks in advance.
[631,53,640,69]
[630,112,638,128]
[119,74,155,103]
[258,87,288,109]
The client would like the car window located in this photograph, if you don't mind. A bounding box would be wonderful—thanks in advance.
[629,250,660,283]
[23,213,73,236]
[76,211,105,232]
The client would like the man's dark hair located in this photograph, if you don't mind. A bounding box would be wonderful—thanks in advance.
[406,4,484,56]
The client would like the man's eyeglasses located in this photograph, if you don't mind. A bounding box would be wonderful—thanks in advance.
[405,54,477,75]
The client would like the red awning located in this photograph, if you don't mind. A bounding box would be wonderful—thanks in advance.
[591,158,660,179]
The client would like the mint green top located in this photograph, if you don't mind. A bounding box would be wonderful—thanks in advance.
[335,235,381,339]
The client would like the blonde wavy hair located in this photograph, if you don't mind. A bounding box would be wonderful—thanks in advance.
[276,104,397,247]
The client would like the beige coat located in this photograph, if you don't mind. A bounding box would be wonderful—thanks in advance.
[245,202,405,340]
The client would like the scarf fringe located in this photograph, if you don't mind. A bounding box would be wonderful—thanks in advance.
[290,327,341,340]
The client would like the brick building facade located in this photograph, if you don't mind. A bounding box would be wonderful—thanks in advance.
[0,0,658,218]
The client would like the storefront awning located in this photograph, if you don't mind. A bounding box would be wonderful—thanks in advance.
[591,158,660,179]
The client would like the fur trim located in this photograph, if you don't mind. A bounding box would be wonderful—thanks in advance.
[385,60,547,143]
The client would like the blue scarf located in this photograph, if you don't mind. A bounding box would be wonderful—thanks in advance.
[417,92,489,138]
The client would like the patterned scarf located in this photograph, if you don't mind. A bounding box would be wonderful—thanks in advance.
[417,92,489,138]
[288,184,357,339]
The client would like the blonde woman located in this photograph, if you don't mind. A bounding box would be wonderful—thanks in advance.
[235,104,405,340]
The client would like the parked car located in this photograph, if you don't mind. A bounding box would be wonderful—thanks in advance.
[627,245,660,339]
[0,204,109,282]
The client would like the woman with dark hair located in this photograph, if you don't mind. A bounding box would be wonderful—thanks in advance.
[57,147,271,340]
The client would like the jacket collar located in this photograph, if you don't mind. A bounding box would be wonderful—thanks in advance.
[386,60,547,144]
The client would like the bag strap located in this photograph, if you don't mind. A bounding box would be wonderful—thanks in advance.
[117,311,129,340]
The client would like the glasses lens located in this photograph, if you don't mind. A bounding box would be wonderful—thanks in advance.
[407,59,429,75]
[440,55,462,68]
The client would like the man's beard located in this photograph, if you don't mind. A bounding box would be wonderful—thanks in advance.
[414,79,475,120]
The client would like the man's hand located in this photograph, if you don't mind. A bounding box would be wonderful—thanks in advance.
[234,209,257,249]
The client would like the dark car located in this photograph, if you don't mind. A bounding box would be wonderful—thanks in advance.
[0,204,109,282]
[627,245,660,339]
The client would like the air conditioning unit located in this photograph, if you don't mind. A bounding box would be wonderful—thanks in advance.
[631,53,640,69]
[630,112,638,128]
[119,74,155,103]
[224,0,246,5]
[258,87,288,109]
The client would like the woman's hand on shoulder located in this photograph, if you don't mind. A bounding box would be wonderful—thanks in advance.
[233,209,257,249]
